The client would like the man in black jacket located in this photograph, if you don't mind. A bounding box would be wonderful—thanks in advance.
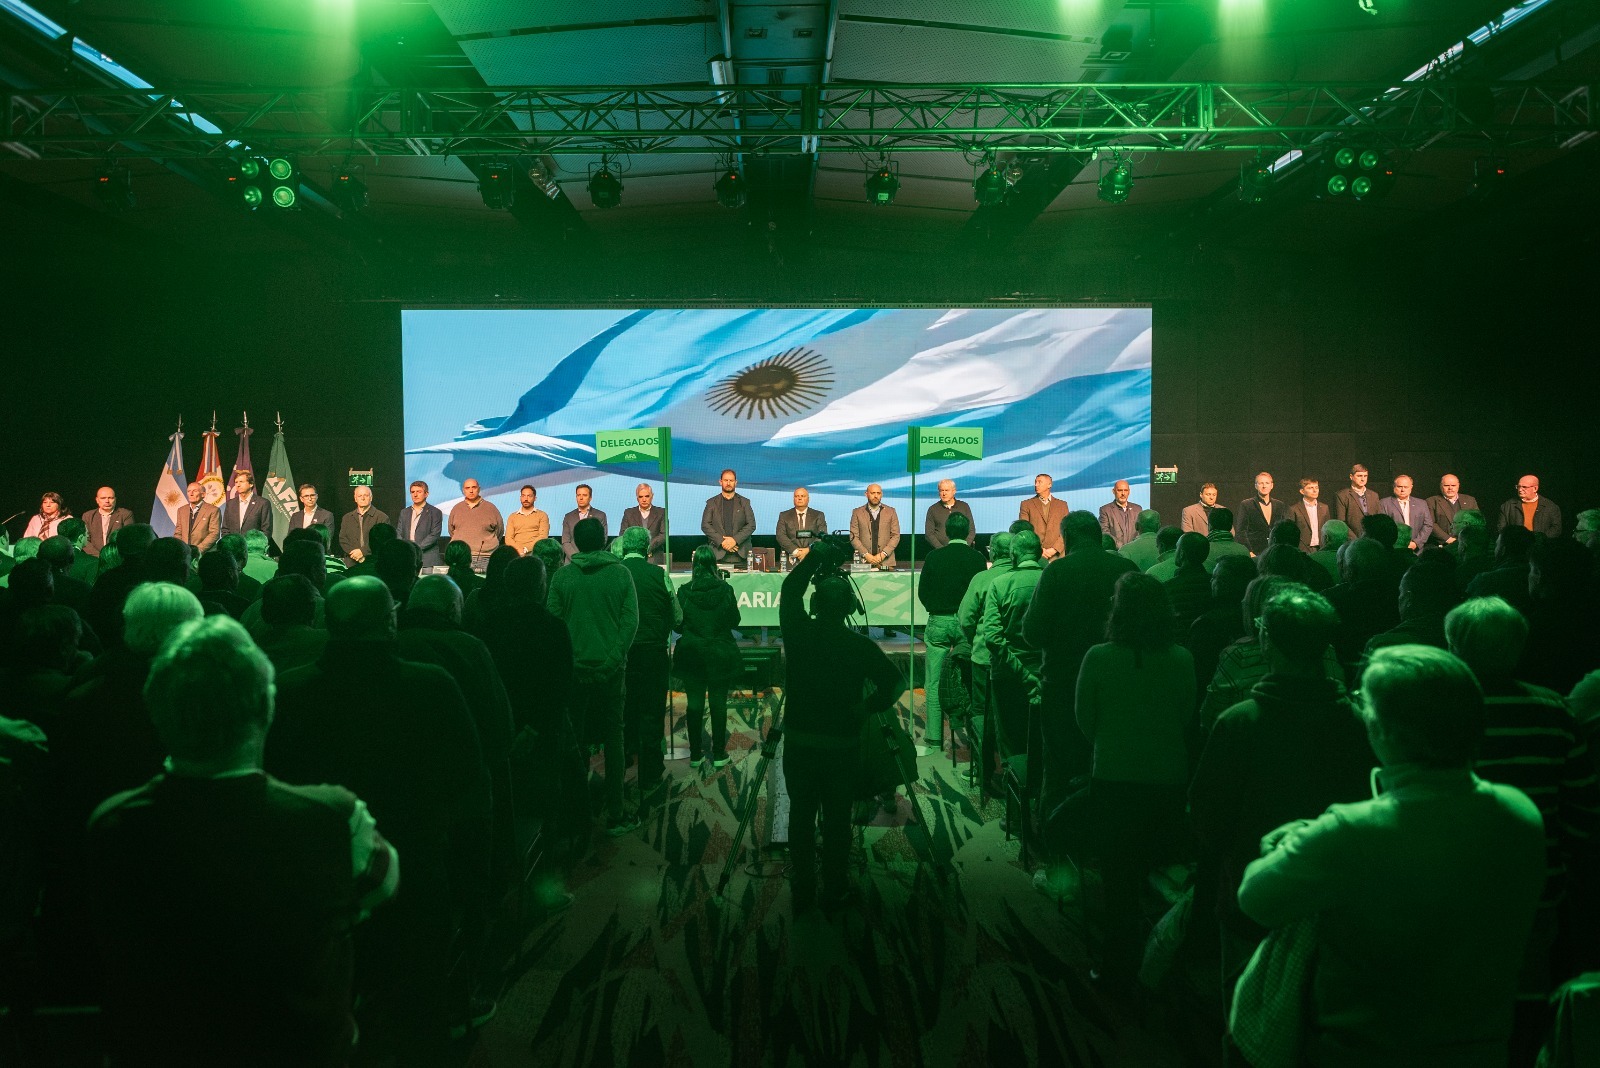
[917,511,985,754]
[1235,471,1284,556]
[618,526,681,805]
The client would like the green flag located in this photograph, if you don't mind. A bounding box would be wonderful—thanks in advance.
[264,422,297,545]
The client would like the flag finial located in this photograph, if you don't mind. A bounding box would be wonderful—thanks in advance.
[242,411,250,429]
[275,411,284,432]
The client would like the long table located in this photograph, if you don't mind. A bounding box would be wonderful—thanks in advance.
[667,569,923,627]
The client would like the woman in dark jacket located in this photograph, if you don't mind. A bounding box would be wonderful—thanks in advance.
[675,546,741,767]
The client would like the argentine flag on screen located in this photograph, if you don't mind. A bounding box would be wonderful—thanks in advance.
[404,307,1150,508]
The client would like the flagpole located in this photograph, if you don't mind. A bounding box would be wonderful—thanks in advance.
[908,467,918,749]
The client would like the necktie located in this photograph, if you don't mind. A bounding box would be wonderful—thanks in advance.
[1359,494,1368,515]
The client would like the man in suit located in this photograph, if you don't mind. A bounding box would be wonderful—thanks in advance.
[1379,474,1433,554]
[619,483,668,565]
[174,481,220,553]
[1425,474,1479,548]
[83,486,134,557]
[924,479,976,550]
[1288,478,1332,553]
[701,469,756,567]
[1235,472,1284,556]
[219,472,272,542]
[849,483,900,570]
[1181,483,1220,535]
[396,480,445,567]
[776,487,828,565]
[1019,473,1070,561]
[1334,463,1380,539]
[286,483,334,536]
[1097,479,1142,548]
[338,485,389,567]
[560,483,608,561]
[1497,474,1562,540]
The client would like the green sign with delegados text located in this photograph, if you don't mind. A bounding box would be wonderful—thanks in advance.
[907,426,984,471]
[595,427,672,473]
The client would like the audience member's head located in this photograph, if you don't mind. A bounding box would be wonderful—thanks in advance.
[945,512,972,544]
[144,616,274,768]
[1393,523,1413,551]
[11,537,42,564]
[1361,513,1398,550]
[573,517,605,554]
[502,555,549,605]
[278,541,328,593]
[308,523,332,551]
[1530,536,1592,601]
[18,604,82,672]
[619,525,652,557]
[1155,525,1181,558]
[282,527,323,552]
[1360,645,1484,768]
[444,540,474,572]
[810,575,857,625]
[141,539,192,586]
[484,545,521,589]
[1007,519,1034,536]
[1210,554,1255,609]
[1175,531,1210,570]
[7,559,53,612]
[217,533,248,572]
[1456,521,1490,559]
[1259,586,1339,666]
[1453,509,1487,535]
[1398,563,1456,619]
[988,531,1013,564]
[690,544,718,577]
[368,523,397,557]
[198,550,239,592]
[1445,596,1527,686]
[97,544,122,575]
[114,524,157,561]
[38,535,74,575]
[1269,520,1301,550]
[1011,529,1043,564]
[1495,524,1534,566]
[1135,509,1160,536]
[243,529,270,557]
[57,517,87,548]
[122,582,205,658]
[1256,544,1305,580]
[1318,519,1350,553]
[1243,576,1300,630]
[530,538,565,577]
[408,574,464,625]
[1209,507,1235,536]
[373,540,420,604]
[1106,572,1176,651]
[1062,510,1102,552]
[1340,538,1387,584]
[259,574,317,628]
[1574,508,1600,549]
[325,576,396,643]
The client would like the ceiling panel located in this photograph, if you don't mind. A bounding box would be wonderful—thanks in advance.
[831,22,1095,82]
[460,25,713,85]
[429,0,711,38]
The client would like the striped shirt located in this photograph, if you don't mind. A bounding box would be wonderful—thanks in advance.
[1475,681,1600,906]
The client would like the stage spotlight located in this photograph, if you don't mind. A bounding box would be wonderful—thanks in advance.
[227,157,268,210]
[864,162,899,205]
[331,164,368,213]
[1320,144,1392,201]
[93,163,134,212]
[265,157,298,208]
[588,163,623,209]
[479,162,516,210]
[973,166,1008,206]
[1238,155,1272,204]
[1097,158,1133,204]
[714,167,746,208]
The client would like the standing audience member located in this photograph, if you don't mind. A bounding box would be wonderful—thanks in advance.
[196,550,248,620]
[1116,510,1163,571]
[88,615,398,1067]
[985,530,1046,761]
[1187,555,1256,694]
[673,545,741,770]
[1309,519,1349,583]
[617,526,679,804]
[958,531,1014,787]
[1143,526,1184,580]
[1162,533,1212,632]
[1522,538,1600,694]
[1203,507,1250,573]
[1466,524,1535,612]
[215,534,263,603]
[1361,561,1456,662]
[254,574,327,674]
[917,511,986,754]
[241,529,277,587]
[444,540,483,598]
[1325,538,1402,667]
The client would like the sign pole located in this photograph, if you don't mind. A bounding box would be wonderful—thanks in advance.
[906,427,921,750]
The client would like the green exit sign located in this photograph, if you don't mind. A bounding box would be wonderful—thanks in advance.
[1153,466,1178,485]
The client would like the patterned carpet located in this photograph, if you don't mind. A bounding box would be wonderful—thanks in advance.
[466,694,1191,1068]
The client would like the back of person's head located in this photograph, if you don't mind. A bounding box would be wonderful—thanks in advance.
[1156,525,1181,557]
[1061,510,1102,552]
[283,527,322,551]
[368,523,397,554]
[278,541,328,592]
[1209,507,1235,535]
[1530,536,1592,599]
[1494,524,1534,565]
[1445,596,1527,683]
[1393,523,1413,551]
[198,549,239,592]
[810,576,857,625]
[217,533,247,569]
[1135,509,1160,535]
[1360,645,1484,768]
[243,529,270,556]
[57,517,86,545]
[123,582,205,657]
[38,535,74,573]
[1100,533,1117,551]
[1456,521,1489,556]
[141,538,192,586]
[1319,519,1350,552]
[1007,519,1034,536]
[1210,554,1255,606]
[1175,531,1210,569]
[1260,587,1338,664]
[444,540,474,570]
[1453,509,1487,534]
[308,523,332,551]
[325,576,396,642]
[374,540,420,602]
[1417,547,1457,571]
[1575,508,1600,548]
[19,604,82,671]
[530,538,565,576]
[1341,537,1387,583]
[114,524,156,560]
[409,574,464,624]
[1269,520,1301,549]
[502,555,549,604]
[573,517,605,553]
[97,544,122,575]
[619,525,651,557]
[691,544,719,577]
[7,559,53,610]
[988,531,1013,563]
[1243,576,1300,628]
[1011,529,1042,564]
[1399,562,1456,618]
[260,574,317,628]
[1106,572,1176,651]
[1256,544,1305,580]
[484,544,522,588]
[945,512,972,543]
[144,616,275,764]
[1361,512,1398,549]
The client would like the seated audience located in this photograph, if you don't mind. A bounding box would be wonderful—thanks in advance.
[1308,519,1349,584]
[254,574,328,674]
[241,528,278,588]
[1163,532,1212,632]
[1198,576,1341,731]
[196,550,249,619]
[1116,509,1163,571]
[1361,560,1457,663]
[1325,538,1402,668]
[1467,524,1534,613]
[1188,555,1255,693]
[1522,538,1600,694]
[216,534,264,603]
[1203,507,1250,574]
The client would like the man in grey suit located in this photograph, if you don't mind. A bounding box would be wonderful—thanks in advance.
[619,482,668,565]
[849,483,900,570]
[560,483,608,561]
[1287,477,1333,552]
[701,469,756,566]
[924,479,976,550]
[84,486,135,557]
[1378,474,1433,554]
[1180,483,1220,535]
[1097,479,1142,548]
[775,487,828,564]
[1425,474,1479,547]
[174,481,220,553]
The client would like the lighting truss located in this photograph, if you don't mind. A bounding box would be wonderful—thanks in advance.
[1,82,1591,159]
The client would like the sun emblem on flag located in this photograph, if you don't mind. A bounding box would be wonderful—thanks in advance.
[706,347,835,420]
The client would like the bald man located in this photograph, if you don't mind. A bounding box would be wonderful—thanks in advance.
[84,486,134,557]
[1097,479,1143,548]
[1425,474,1479,547]
[448,478,504,565]
[776,487,828,563]
[849,484,900,570]
[1497,475,1562,539]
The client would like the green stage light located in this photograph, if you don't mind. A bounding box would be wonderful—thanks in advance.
[268,157,293,181]
[272,185,297,208]
[865,163,899,205]
[973,166,1008,206]
[1334,147,1356,169]
[1326,174,1349,196]
[239,158,261,180]
[1097,159,1133,204]
[243,185,263,207]
[1358,149,1381,170]
[1351,175,1373,197]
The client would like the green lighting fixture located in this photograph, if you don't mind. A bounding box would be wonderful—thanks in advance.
[271,185,296,208]
[1097,158,1134,204]
[268,157,293,181]
[713,167,745,208]
[973,165,1008,206]
[479,162,516,209]
[1320,143,1391,201]
[588,162,623,208]
[864,161,899,205]
[1239,155,1273,203]
[242,184,263,208]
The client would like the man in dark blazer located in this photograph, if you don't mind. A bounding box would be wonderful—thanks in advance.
[619,482,668,565]
[1019,473,1070,561]
[1334,463,1380,539]
[776,487,828,564]
[1498,474,1562,540]
[925,478,976,550]
[559,483,609,561]
[1378,474,1433,554]
[1097,479,1142,549]
[337,486,389,567]
[1235,472,1285,556]
[1424,474,1479,547]
[286,483,335,537]
[1287,477,1333,553]
[395,481,445,567]
[701,469,756,566]
[83,486,135,557]
[174,482,220,553]
[219,472,272,542]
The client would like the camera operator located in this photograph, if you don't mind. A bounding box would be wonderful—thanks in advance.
[780,538,905,912]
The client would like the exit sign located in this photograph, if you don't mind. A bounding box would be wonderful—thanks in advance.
[1153,466,1178,485]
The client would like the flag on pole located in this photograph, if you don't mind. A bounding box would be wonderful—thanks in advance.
[198,414,226,507]
[264,414,298,546]
[149,421,187,536]
[229,412,256,501]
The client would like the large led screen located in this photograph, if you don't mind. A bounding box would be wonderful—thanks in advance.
[402,307,1152,542]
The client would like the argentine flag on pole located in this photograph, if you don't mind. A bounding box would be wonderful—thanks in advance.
[150,422,187,536]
